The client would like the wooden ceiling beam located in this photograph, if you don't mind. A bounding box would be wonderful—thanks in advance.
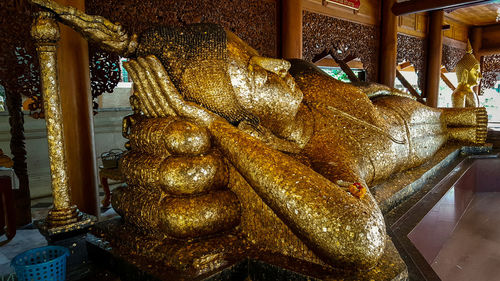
[398,61,412,70]
[392,0,494,16]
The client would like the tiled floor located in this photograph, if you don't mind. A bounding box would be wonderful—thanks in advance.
[0,183,122,277]
[432,193,500,281]
[0,228,47,276]
[408,185,474,263]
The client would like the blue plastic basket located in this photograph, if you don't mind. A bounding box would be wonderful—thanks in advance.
[11,245,70,281]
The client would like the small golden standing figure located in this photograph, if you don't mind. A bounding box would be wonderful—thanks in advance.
[452,41,482,108]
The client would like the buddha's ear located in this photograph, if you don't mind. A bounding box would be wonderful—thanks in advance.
[461,69,469,84]
[249,56,291,78]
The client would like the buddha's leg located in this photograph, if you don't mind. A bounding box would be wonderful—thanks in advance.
[370,96,447,175]
[441,107,488,144]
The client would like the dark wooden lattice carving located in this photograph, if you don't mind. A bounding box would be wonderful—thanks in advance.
[397,33,426,92]
[302,11,379,82]
[481,54,500,94]
[0,0,42,116]
[0,0,38,225]
[442,44,466,73]
[86,0,277,57]
[88,45,121,110]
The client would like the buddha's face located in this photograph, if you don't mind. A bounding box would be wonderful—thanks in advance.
[225,34,303,135]
[467,64,482,86]
[228,61,302,127]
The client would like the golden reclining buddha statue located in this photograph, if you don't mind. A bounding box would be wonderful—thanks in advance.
[32,0,488,273]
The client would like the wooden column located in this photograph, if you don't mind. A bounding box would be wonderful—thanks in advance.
[470,27,482,60]
[470,27,482,96]
[281,0,303,59]
[424,10,444,108]
[56,0,99,216]
[379,0,398,87]
[5,89,31,226]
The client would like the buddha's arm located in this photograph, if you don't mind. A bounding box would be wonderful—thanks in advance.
[132,55,385,268]
[208,118,386,268]
[30,0,137,56]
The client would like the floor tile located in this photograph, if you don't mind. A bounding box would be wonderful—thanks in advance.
[432,193,500,281]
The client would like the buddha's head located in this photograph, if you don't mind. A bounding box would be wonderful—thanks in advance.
[137,24,303,137]
[455,41,482,87]
[225,30,304,136]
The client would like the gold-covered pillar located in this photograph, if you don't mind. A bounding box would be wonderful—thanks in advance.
[31,12,81,226]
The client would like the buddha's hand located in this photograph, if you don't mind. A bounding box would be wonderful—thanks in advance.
[30,0,137,56]
[123,56,224,128]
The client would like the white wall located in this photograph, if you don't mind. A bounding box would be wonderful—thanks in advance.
[0,109,131,198]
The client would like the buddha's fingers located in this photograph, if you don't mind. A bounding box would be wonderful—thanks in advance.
[136,57,177,117]
[127,60,163,118]
[143,56,184,111]
[145,55,219,127]
[123,62,155,117]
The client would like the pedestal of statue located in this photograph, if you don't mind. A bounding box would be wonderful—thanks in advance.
[85,218,407,281]
[35,214,96,279]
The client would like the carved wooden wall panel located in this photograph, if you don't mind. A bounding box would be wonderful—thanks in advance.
[481,54,500,94]
[302,11,379,82]
[85,0,278,104]
[0,0,42,114]
[88,45,121,109]
[0,0,36,224]
[397,33,426,91]
[87,0,277,58]
[442,44,466,73]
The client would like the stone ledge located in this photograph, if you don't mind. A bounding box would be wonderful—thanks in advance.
[372,144,492,214]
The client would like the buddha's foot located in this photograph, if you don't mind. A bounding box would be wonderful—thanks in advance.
[442,107,488,144]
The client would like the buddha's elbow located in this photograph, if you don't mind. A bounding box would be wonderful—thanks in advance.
[311,204,386,270]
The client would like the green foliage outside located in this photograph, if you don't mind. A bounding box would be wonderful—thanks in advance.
[318,67,364,83]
